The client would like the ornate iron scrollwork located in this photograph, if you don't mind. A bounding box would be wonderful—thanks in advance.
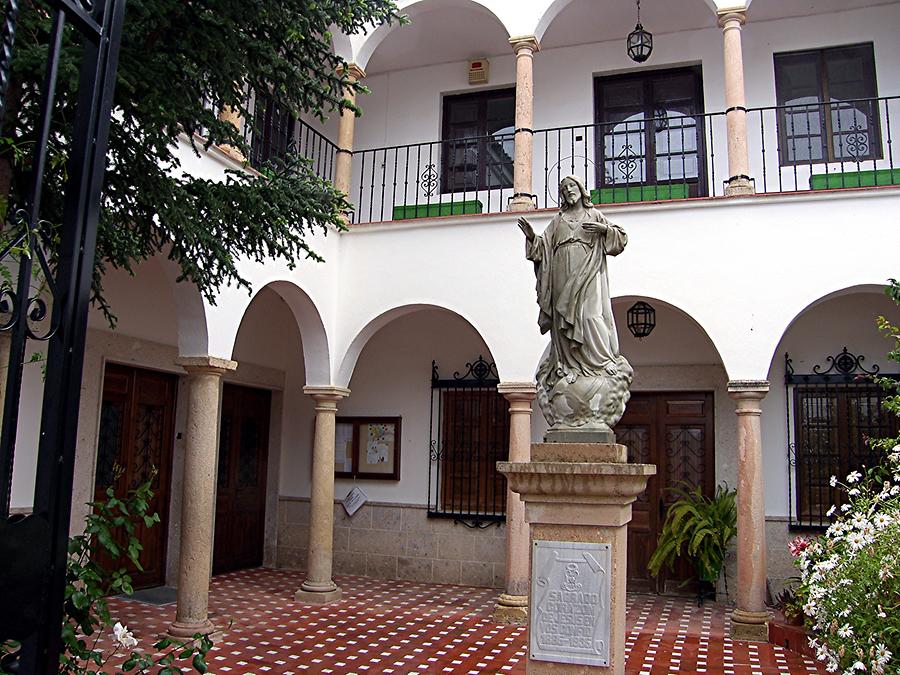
[421,163,438,197]
[452,355,498,382]
[812,347,880,377]
[615,143,638,182]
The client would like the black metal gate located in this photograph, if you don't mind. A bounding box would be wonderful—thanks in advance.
[0,0,126,671]
[785,348,899,529]
[427,357,509,528]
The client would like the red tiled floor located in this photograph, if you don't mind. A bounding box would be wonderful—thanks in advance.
[102,568,827,674]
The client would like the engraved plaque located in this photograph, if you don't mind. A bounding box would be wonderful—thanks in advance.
[530,540,611,666]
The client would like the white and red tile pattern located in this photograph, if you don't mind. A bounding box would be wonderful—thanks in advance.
[103,568,826,674]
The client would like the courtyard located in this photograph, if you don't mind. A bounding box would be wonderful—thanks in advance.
[105,569,825,674]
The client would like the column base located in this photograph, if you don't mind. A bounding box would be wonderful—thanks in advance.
[295,580,342,604]
[730,608,770,642]
[508,195,536,212]
[163,619,224,644]
[492,594,528,624]
[724,176,755,196]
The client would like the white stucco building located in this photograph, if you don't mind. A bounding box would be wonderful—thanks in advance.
[8,0,900,640]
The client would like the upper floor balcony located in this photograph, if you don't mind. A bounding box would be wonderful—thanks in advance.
[235,0,900,225]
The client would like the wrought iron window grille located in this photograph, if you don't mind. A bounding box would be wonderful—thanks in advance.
[785,348,898,531]
[427,356,508,529]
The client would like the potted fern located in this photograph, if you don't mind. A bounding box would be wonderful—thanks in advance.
[648,482,737,597]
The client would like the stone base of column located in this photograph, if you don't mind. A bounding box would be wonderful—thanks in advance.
[163,619,223,643]
[508,195,536,212]
[730,608,770,642]
[295,580,342,604]
[724,176,755,196]
[492,593,528,624]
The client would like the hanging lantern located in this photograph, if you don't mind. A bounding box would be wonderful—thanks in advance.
[627,0,653,63]
[627,301,656,339]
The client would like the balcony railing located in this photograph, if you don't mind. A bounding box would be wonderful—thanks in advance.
[346,95,900,224]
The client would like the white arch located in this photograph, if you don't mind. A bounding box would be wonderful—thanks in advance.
[353,0,513,72]
[330,27,354,62]
[335,302,502,387]
[533,0,573,43]
[235,280,332,387]
[158,256,209,357]
[763,282,889,379]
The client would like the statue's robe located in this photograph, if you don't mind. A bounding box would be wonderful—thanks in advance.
[527,208,627,380]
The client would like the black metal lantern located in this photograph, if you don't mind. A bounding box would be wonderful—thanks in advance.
[627,0,653,63]
[627,301,656,339]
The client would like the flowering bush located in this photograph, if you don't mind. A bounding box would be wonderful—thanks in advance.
[795,280,900,675]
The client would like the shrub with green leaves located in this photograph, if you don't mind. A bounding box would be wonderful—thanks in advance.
[797,279,900,675]
[648,482,737,585]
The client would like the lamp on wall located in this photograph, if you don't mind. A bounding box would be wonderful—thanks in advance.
[627,0,653,63]
[627,301,656,339]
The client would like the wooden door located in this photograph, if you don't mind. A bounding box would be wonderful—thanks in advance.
[213,384,271,574]
[615,392,715,594]
[94,363,177,589]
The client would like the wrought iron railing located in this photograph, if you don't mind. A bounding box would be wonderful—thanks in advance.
[427,357,509,528]
[785,349,899,530]
[293,120,338,183]
[746,95,900,194]
[346,96,900,224]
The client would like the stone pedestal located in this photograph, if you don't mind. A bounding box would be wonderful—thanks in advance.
[499,443,655,675]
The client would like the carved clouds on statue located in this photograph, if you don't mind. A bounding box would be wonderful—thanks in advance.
[517,176,633,438]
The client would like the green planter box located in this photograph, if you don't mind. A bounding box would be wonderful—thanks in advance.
[590,184,690,204]
[809,168,900,190]
[392,200,483,220]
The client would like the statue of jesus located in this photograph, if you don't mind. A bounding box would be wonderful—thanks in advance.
[517,175,633,437]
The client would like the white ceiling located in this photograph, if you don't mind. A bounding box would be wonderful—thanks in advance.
[365,5,512,75]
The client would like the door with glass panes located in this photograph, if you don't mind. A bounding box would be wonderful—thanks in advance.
[594,67,707,200]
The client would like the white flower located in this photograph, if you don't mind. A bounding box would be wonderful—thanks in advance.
[847,471,863,484]
[874,644,892,666]
[841,504,853,513]
[850,661,866,672]
[112,622,138,650]
[827,505,837,517]
[837,623,854,638]
[849,488,860,497]
[831,475,839,487]
[873,513,891,529]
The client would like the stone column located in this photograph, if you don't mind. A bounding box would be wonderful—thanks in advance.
[166,356,237,640]
[719,10,754,196]
[334,64,365,211]
[500,443,655,674]
[493,382,537,624]
[727,380,770,641]
[295,385,350,604]
[217,105,245,163]
[508,36,540,212]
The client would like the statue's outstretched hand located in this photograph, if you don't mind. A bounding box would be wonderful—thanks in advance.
[517,217,536,242]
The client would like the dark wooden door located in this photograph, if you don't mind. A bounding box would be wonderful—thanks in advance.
[94,363,177,589]
[213,384,271,574]
[615,392,715,594]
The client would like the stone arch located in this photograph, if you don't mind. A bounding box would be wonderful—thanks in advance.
[157,256,210,357]
[335,302,502,387]
[353,0,512,72]
[330,27,354,62]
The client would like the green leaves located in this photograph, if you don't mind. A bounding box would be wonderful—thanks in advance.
[648,482,737,585]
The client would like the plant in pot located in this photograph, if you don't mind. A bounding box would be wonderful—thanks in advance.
[648,482,737,601]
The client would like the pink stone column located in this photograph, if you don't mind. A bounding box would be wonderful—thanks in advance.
[508,36,540,212]
[727,380,770,641]
[167,356,237,640]
[493,382,537,624]
[295,385,350,604]
[334,64,365,218]
[719,10,755,196]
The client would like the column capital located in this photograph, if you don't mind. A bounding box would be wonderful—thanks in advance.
[339,63,366,81]
[509,35,540,54]
[497,381,537,402]
[717,10,747,28]
[175,355,238,375]
[727,379,769,396]
[303,385,351,403]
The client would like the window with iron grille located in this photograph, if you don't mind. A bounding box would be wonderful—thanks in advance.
[249,92,297,169]
[441,89,515,194]
[774,44,881,165]
[785,348,899,530]
[427,357,510,527]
